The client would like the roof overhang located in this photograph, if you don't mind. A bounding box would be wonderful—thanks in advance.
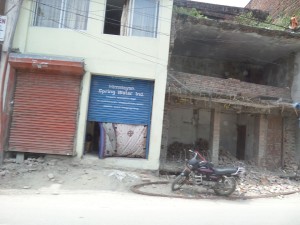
[8,53,85,76]
[171,16,300,65]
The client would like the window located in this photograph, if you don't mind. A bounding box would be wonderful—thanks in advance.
[33,0,90,30]
[104,0,159,38]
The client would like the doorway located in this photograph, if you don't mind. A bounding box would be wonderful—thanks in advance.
[236,125,246,160]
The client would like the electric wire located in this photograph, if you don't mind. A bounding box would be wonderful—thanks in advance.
[22,1,299,68]
[31,0,171,36]
[21,6,168,67]
[30,0,300,38]
[4,2,18,15]
[16,2,295,108]
[34,0,173,23]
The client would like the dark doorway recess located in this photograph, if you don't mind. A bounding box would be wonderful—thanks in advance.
[236,125,246,160]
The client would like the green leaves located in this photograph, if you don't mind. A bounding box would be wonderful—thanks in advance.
[174,6,205,19]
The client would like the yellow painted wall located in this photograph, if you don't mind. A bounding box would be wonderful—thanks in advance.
[12,0,173,170]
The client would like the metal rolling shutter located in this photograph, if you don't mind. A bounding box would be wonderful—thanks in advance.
[88,76,154,125]
[8,72,81,155]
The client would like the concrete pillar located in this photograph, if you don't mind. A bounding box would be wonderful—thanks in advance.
[296,119,300,166]
[291,53,300,167]
[159,104,170,169]
[209,109,220,165]
[16,152,25,164]
[256,115,268,167]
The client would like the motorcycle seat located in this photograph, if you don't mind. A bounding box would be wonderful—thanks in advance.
[213,167,238,175]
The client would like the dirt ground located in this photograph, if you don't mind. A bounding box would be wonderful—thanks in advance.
[0,154,163,194]
[1,154,300,199]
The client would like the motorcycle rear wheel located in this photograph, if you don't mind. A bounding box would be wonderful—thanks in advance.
[171,175,187,191]
[213,177,236,196]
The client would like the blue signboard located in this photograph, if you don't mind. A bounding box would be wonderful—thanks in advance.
[88,76,154,125]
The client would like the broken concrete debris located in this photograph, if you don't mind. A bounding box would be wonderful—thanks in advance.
[166,139,209,162]
[0,153,299,197]
[47,173,55,180]
[165,141,300,197]
[108,170,140,182]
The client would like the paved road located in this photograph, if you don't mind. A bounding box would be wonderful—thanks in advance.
[0,191,300,225]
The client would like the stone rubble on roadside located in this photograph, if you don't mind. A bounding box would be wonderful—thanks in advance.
[107,170,140,182]
[165,142,300,197]
[47,173,55,180]
[218,149,300,197]
[0,152,299,198]
[0,170,8,176]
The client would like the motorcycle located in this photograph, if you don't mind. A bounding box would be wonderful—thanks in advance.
[171,149,245,196]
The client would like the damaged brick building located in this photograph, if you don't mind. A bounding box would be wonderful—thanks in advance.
[159,0,300,172]
[246,0,300,18]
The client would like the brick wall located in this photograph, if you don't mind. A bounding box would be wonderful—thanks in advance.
[246,0,300,18]
[265,115,282,169]
[256,115,297,170]
[168,71,292,101]
[283,117,298,170]
[256,115,268,166]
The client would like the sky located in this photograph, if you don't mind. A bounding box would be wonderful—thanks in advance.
[193,0,251,7]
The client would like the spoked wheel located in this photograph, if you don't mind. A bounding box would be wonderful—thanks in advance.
[171,175,188,191]
[213,177,236,196]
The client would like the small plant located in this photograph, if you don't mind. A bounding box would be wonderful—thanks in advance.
[174,6,205,19]
[235,10,300,31]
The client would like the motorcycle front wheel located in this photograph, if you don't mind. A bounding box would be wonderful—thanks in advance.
[171,175,187,191]
[213,177,236,196]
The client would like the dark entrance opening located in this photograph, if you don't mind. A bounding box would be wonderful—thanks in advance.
[85,121,100,155]
[104,0,124,35]
[236,125,246,160]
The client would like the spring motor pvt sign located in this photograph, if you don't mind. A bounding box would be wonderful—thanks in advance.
[88,76,154,124]
[98,84,145,111]
[0,16,7,42]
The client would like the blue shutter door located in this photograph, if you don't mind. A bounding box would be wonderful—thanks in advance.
[88,76,154,125]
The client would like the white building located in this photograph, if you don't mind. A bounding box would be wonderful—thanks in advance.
[2,0,173,170]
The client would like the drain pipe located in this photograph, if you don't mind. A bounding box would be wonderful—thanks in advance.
[0,0,23,164]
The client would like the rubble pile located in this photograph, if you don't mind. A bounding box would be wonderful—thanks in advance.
[166,139,209,161]
[0,157,59,176]
[283,148,299,174]
[165,145,300,197]
[0,152,300,197]
[236,166,300,197]
[217,149,300,196]
[218,149,240,166]
[166,142,193,162]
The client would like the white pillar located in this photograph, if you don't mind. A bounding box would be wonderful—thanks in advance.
[209,109,220,165]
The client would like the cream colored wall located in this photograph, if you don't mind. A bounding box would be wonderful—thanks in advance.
[13,0,173,170]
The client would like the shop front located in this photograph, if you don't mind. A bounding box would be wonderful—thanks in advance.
[7,54,84,155]
[86,75,154,159]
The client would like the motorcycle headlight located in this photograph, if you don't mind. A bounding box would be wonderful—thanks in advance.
[187,164,193,170]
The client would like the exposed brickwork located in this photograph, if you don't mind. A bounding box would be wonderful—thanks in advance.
[168,71,292,101]
[256,115,268,167]
[256,115,297,170]
[209,109,220,164]
[283,117,298,169]
[265,115,282,169]
[246,0,300,18]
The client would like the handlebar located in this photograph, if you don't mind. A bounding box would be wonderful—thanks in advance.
[189,149,207,162]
